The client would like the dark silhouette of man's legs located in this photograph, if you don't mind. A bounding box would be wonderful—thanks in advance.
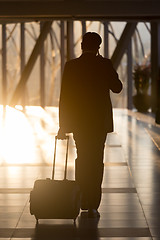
[74,131,107,210]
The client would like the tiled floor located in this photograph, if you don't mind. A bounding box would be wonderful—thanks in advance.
[0,106,160,239]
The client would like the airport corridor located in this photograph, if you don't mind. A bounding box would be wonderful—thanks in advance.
[0,107,160,239]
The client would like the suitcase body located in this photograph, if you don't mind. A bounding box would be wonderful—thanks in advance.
[30,136,80,221]
[30,179,80,220]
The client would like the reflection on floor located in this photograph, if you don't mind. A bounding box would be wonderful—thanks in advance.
[0,106,160,239]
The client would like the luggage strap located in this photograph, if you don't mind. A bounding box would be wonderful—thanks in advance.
[52,136,69,180]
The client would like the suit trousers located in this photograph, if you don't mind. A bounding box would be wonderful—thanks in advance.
[73,130,107,210]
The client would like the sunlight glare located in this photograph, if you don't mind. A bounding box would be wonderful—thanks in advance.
[0,106,36,164]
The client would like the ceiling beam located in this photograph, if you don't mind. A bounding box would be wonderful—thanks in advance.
[111,22,137,70]
[0,1,159,21]
[10,21,52,106]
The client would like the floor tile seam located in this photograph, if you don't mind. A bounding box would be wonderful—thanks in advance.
[116,111,156,240]
[102,187,137,193]
[0,227,152,230]
[145,128,160,151]
[0,188,32,193]
[115,126,153,238]
[105,144,122,147]
[104,141,137,192]
[104,162,128,166]
[117,111,155,240]
[0,187,137,194]
[104,139,129,168]
[104,138,148,221]
[9,194,30,239]
[0,227,152,238]
[127,161,153,238]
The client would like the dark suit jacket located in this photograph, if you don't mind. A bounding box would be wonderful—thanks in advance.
[59,53,122,134]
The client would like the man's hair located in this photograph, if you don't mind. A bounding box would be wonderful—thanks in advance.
[81,32,102,51]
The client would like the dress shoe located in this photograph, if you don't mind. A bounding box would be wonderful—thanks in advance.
[88,209,100,218]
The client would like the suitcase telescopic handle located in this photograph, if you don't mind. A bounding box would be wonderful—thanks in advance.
[52,135,69,180]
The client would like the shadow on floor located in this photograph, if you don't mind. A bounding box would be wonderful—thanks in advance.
[32,212,99,240]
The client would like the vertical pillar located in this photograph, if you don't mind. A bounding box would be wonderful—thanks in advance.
[103,21,109,58]
[157,23,160,122]
[21,23,25,109]
[127,39,133,110]
[151,22,160,113]
[2,24,7,108]
[133,32,139,63]
[81,21,86,37]
[40,22,45,108]
[67,21,74,61]
[60,21,65,78]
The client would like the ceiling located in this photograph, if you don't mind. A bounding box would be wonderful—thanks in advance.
[0,0,160,23]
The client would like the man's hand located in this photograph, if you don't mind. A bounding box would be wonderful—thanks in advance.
[57,128,67,139]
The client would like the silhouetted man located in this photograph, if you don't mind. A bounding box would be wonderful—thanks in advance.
[58,32,123,217]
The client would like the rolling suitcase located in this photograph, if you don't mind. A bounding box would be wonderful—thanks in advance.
[30,136,80,222]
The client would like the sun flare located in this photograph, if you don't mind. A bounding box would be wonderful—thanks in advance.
[0,105,75,167]
[0,106,36,164]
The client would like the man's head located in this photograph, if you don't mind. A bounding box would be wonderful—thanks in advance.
[81,32,102,53]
